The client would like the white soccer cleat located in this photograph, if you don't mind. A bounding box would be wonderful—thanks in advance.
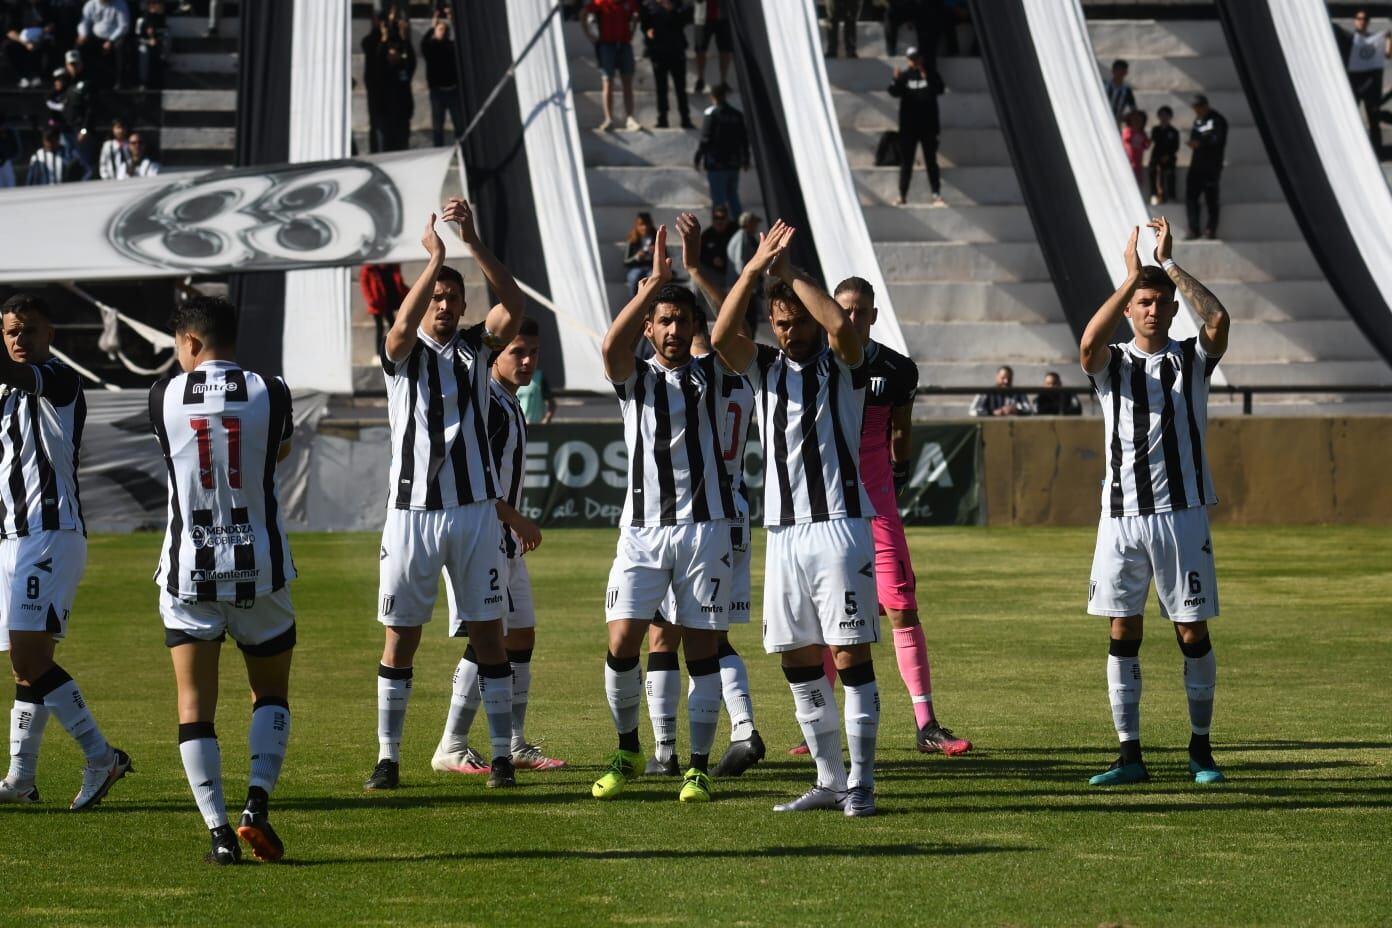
[431,744,490,775]
[70,747,132,811]
[0,778,40,803]
[773,785,847,813]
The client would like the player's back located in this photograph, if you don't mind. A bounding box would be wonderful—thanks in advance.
[149,361,296,602]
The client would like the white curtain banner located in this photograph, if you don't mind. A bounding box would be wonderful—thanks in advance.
[760,0,908,356]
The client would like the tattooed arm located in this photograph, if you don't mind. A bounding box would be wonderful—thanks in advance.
[1151,216,1230,356]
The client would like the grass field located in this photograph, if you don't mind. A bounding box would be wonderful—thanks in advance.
[1,525,1389,927]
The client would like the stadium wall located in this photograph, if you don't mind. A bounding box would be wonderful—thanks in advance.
[981,417,1392,526]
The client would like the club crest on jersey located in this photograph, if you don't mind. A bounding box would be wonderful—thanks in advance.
[869,376,887,397]
[380,594,395,615]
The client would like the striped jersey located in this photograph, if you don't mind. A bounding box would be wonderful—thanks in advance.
[714,362,755,517]
[150,361,296,602]
[612,353,736,527]
[0,357,86,538]
[1091,337,1220,517]
[487,378,526,559]
[383,324,499,511]
[743,344,875,526]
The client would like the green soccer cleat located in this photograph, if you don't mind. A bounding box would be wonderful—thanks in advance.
[678,769,713,803]
[1189,757,1226,784]
[591,749,642,800]
[1088,758,1151,786]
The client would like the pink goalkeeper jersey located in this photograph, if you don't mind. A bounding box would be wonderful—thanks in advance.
[859,341,919,512]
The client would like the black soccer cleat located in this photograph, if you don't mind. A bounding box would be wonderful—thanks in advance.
[363,759,400,790]
[486,756,516,789]
[645,755,680,777]
[237,807,285,862]
[711,730,766,778]
[206,824,241,866]
[916,722,973,756]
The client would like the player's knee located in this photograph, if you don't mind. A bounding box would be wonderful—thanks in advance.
[1175,622,1211,655]
[1110,615,1143,640]
[504,626,535,652]
[831,643,872,669]
[887,608,920,628]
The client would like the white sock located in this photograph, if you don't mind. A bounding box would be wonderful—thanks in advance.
[686,660,722,760]
[645,653,680,763]
[605,655,642,741]
[1107,652,1142,743]
[1184,644,1217,736]
[478,662,514,762]
[377,664,412,763]
[42,673,109,765]
[509,652,532,754]
[718,650,755,742]
[8,699,48,784]
[843,676,880,790]
[442,652,481,754]
[788,672,847,792]
[248,701,290,796]
[178,727,226,830]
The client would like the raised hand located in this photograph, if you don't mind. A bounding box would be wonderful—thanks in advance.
[651,224,672,284]
[421,212,445,260]
[676,212,702,269]
[1123,225,1140,277]
[748,219,795,277]
[1149,215,1172,265]
[441,197,480,246]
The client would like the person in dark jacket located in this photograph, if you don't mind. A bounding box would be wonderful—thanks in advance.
[888,47,943,206]
[693,83,749,216]
[825,0,861,59]
[421,11,462,146]
[641,0,693,129]
[698,205,735,281]
[379,28,416,152]
[361,14,390,152]
[884,0,941,61]
[1148,104,1178,205]
[1185,94,1227,239]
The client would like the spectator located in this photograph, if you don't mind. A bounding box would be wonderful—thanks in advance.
[0,129,20,187]
[98,115,129,178]
[884,0,941,61]
[889,47,944,207]
[516,364,557,425]
[206,0,221,37]
[5,0,56,88]
[642,0,693,130]
[691,0,730,95]
[825,0,861,59]
[421,10,463,147]
[623,211,656,295]
[1336,10,1391,159]
[27,127,71,184]
[76,0,130,90]
[360,262,405,348]
[134,0,164,89]
[1148,104,1178,205]
[361,13,391,152]
[1033,371,1081,416]
[1104,59,1134,122]
[694,82,748,216]
[581,0,641,132]
[52,51,95,177]
[379,26,416,152]
[1121,109,1149,187]
[117,129,157,176]
[698,205,735,281]
[970,365,1032,417]
[1186,94,1227,240]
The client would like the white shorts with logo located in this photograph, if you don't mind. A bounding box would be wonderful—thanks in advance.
[1088,506,1219,622]
[161,586,297,650]
[658,514,751,626]
[763,518,880,653]
[605,521,733,631]
[0,530,86,650]
[378,503,505,636]
[501,555,536,631]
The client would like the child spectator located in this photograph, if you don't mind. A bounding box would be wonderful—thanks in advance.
[1149,105,1179,205]
[27,127,71,185]
[1122,109,1149,187]
[98,116,130,178]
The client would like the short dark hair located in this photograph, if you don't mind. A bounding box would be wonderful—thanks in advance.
[1135,265,1176,301]
[833,276,874,303]
[1,293,50,321]
[765,280,805,316]
[1112,59,1128,71]
[998,364,1014,377]
[1157,105,1173,118]
[648,283,696,318]
[41,128,59,146]
[711,83,730,101]
[169,295,239,349]
[436,265,465,291]
[518,317,540,338]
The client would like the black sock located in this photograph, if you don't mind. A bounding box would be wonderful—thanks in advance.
[1189,733,1213,763]
[618,728,640,753]
[1119,739,1143,765]
[689,753,708,773]
[245,785,269,814]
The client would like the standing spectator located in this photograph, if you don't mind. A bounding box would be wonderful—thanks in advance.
[379,28,416,152]
[1104,59,1135,122]
[1186,94,1227,240]
[1121,109,1149,187]
[205,0,221,37]
[698,205,735,281]
[134,0,164,89]
[825,0,861,59]
[97,115,129,178]
[52,51,95,178]
[516,365,557,425]
[1033,371,1081,416]
[691,0,730,94]
[76,0,130,90]
[5,0,56,88]
[884,0,940,61]
[642,0,693,130]
[361,13,391,153]
[694,83,748,217]
[623,212,657,295]
[360,262,405,348]
[1148,105,1178,205]
[27,127,71,184]
[970,365,1031,417]
[888,47,944,207]
[117,129,157,175]
[421,10,462,147]
[582,0,641,132]
[1336,10,1391,159]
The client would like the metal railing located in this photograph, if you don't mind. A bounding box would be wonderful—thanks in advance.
[911,385,1392,415]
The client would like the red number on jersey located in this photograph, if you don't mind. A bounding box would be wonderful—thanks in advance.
[190,416,242,489]
[723,402,742,461]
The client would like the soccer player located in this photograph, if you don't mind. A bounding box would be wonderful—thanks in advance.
[367,199,526,792]
[593,222,738,804]
[712,221,882,817]
[1080,216,1230,786]
[431,317,565,775]
[836,277,972,756]
[642,214,764,780]
[0,294,131,811]
[149,295,297,864]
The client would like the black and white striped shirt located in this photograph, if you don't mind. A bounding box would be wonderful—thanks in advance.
[1091,337,1220,517]
[715,362,755,517]
[99,140,130,180]
[26,149,67,186]
[383,324,499,511]
[743,345,875,526]
[487,378,526,559]
[117,158,160,179]
[612,353,736,528]
[0,358,86,538]
[150,362,296,602]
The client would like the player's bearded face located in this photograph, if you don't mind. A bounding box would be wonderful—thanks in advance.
[646,304,693,365]
[771,302,820,362]
[429,282,465,338]
[2,313,51,365]
[1125,289,1178,340]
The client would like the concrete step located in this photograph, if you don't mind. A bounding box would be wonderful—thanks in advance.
[843,128,1013,167]
[1087,20,1231,59]
[1206,281,1347,323]
[1148,202,1300,241]
[915,362,1087,390]
[1133,89,1251,126]
[1169,240,1322,283]
[874,242,1049,284]
[161,89,237,112]
[891,280,1063,324]
[1207,360,1392,388]
[168,16,241,39]
[168,52,239,75]
[860,204,1035,243]
[1224,320,1386,364]
[162,127,235,150]
[586,166,761,208]
[900,321,1078,364]
[592,204,766,241]
[1104,55,1242,93]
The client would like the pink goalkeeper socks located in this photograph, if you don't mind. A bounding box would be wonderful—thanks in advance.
[893,625,936,728]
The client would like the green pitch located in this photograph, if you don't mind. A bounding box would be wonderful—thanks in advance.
[1,526,1389,927]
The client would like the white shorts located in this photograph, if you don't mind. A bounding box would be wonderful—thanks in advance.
[502,555,536,631]
[161,586,297,653]
[605,522,733,631]
[1088,507,1219,622]
[0,531,86,650]
[378,503,505,636]
[658,515,751,626]
[763,518,880,653]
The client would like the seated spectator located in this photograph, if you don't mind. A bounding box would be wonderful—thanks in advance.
[135,0,165,89]
[698,205,735,281]
[98,116,130,178]
[117,129,158,175]
[360,262,405,347]
[27,127,71,184]
[1033,371,1081,416]
[623,211,656,295]
[5,0,57,88]
[76,0,131,90]
[970,365,1032,417]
